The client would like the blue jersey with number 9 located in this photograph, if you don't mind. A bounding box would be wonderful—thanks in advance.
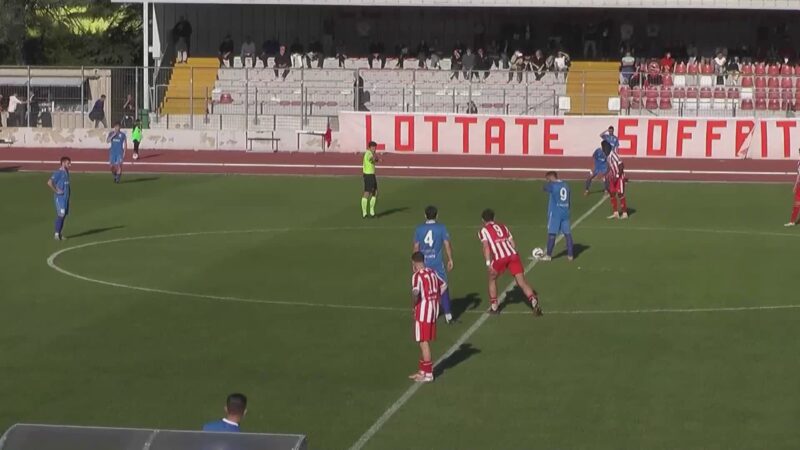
[544,180,571,218]
[414,221,450,279]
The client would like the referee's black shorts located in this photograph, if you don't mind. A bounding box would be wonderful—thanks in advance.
[363,174,378,194]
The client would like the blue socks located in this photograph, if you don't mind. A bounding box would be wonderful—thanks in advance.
[55,216,65,235]
[546,234,556,256]
[565,234,574,258]
[440,289,452,316]
[585,175,594,191]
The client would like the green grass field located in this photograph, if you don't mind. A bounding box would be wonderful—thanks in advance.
[1,172,800,450]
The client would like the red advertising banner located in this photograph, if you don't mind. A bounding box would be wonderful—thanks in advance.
[337,111,799,159]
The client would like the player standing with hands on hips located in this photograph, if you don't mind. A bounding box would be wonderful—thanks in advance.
[409,251,447,383]
[540,171,575,261]
[361,141,380,218]
[785,147,800,227]
[107,122,127,184]
[47,156,71,241]
[414,206,455,323]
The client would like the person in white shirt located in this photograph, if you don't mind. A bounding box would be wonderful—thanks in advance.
[7,93,29,127]
[713,52,727,85]
[553,50,570,81]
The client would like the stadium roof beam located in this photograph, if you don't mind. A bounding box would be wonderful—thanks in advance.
[114,0,800,9]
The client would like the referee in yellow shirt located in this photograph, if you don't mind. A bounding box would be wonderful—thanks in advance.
[361,141,380,218]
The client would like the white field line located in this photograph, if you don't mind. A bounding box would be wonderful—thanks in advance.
[346,196,608,450]
[2,158,796,176]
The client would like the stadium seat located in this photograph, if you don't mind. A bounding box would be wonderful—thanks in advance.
[620,97,630,109]
[701,63,714,75]
[755,63,766,75]
[769,99,781,110]
[659,87,672,98]
[662,74,673,87]
[755,89,767,100]
[631,86,642,99]
[630,97,642,109]
[686,87,698,98]
[219,93,233,104]
[768,64,780,76]
[713,87,726,99]
[699,87,712,98]
[741,76,754,87]
[673,87,686,98]
[741,64,753,75]
[645,87,658,99]
[781,64,794,75]
[768,89,781,100]
[645,97,658,109]
[675,62,686,74]
[755,98,767,110]
[781,76,793,89]
[740,99,754,110]
[755,77,767,88]
[768,77,779,88]
[727,87,740,99]
[619,85,630,97]
[782,88,794,101]
[659,97,672,109]
[687,63,698,75]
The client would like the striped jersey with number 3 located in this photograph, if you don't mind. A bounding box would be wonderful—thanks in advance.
[478,222,517,261]
[412,268,444,323]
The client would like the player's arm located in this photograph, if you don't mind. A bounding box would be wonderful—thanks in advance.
[481,241,493,270]
[46,177,61,195]
[411,277,421,310]
[106,132,113,143]
[444,239,454,271]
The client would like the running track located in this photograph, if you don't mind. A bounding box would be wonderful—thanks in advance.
[0,148,796,182]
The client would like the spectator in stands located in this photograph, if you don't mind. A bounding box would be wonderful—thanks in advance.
[476,48,491,79]
[552,49,570,81]
[620,50,635,84]
[416,41,429,69]
[367,42,386,69]
[508,50,525,83]
[727,56,741,85]
[218,34,234,68]
[259,40,272,68]
[289,38,305,68]
[659,52,674,72]
[0,94,5,128]
[450,48,463,80]
[122,93,135,128]
[713,52,727,85]
[395,43,410,69]
[335,41,347,68]
[619,20,634,53]
[686,42,698,64]
[462,47,477,79]
[202,393,247,433]
[354,75,368,111]
[7,93,28,127]
[466,100,478,114]
[429,45,441,70]
[241,35,257,68]
[307,39,324,68]
[530,49,547,81]
[89,95,107,128]
[173,16,192,55]
[583,22,598,59]
[273,45,291,80]
[175,36,188,64]
[486,40,500,69]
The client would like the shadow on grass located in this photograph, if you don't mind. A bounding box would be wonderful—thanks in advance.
[554,243,591,260]
[123,176,160,184]
[68,225,125,239]
[135,153,162,160]
[0,165,21,173]
[451,292,481,321]
[375,207,409,218]
[434,343,481,379]
[498,286,535,313]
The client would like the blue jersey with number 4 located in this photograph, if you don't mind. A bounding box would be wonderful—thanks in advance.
[414,221,450,279]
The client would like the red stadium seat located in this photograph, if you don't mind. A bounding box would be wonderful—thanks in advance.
[699,87,713,98]
[673,87,686,98]
[662,74,673,87]
[741,64,753,75]
[701,63,714,75]
[768,64,780,75]
[686,87,698,98]
[755,98,767,110]
[755,89,767,100]
[620,97,630,109]
[219,93,233,104]
[727,87,740,99]
[740,99,754,110]
[781,76,793,89]
[755,63,766,75]
[631,86,642,99]
[326,101,337,107]
[645,97,658,109]
[687,63,698,75]
[781,64,794,75]
[741,76,754,87]
[768,77,779,88]
[768,89,781,100]
[769,99,781,110]
[795,77,800,89]
[675,62,686,74]
[713,87,726,99]
[630,97,642,109]
[659,98,672,109]
[755,77,767,88]
[619,85,630,97]
[659,87,672,98]
[782,88,794,100]
[645,87,658,99]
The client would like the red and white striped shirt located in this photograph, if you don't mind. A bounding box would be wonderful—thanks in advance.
[795,160,800,192]
[478,221,517,262]
[608,151,624,179]
[412,268,445,323]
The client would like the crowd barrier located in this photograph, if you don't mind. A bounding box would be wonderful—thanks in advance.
[337,111,800,159]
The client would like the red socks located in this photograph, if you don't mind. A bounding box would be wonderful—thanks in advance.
[620,196,628,213]
[610,196,618,213]
[418,359,432,375]
[791,206,800,224]
[489,297,498,310]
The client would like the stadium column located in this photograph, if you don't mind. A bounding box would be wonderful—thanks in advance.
[143,0,150,111]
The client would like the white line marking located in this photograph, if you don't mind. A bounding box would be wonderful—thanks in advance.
[347,196,608,450]
[2,159,796,176]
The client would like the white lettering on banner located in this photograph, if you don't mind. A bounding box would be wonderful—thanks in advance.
[336,111,800,160]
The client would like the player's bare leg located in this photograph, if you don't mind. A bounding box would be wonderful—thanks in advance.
[619,194,629,219]
[786,202,800,227]
[607,194,620,219]
[410,341,433,382]
[486,270,499,314]
[513,274,543,316]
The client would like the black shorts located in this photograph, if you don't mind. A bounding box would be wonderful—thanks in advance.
[363,174,378,193]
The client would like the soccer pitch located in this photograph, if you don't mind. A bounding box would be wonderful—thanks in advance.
[1,172,799,450]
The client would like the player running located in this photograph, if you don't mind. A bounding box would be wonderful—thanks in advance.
[409,251,447,383]
[540,171,575,261]
[785,148,800,227]
[478,209,542,316]
[600,126,619,152]
[107,122,127,183]
[361,141,380,218]
[604,141,629,219]
[46,156,71,241]
[584,141,609,195]
[414,206,455,323]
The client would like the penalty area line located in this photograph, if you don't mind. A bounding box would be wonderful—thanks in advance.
[347,195,608,450]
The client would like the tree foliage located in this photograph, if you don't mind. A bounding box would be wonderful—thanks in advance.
[0,0,142,66]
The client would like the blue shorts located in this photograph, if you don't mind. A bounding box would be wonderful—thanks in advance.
[54,196,69,217]
[425,262,448,284]
[547,212,571,235]
[110,152,124,165]
[591,165,608,177]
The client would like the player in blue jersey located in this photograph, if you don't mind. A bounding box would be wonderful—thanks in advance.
[202,393,247,432]
[46,156,71,241]
[413,206,455,323]
[600,126,619,152]
[584,140,610,195]
[107,122,127,183]
[540,171,574,261]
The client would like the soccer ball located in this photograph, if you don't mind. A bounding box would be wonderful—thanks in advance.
[532,248,545,259]
[132,153,139,160]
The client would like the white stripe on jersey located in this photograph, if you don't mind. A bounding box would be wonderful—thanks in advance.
[411,268,442,323]
[608,151,623,178]
[478,222,517,262]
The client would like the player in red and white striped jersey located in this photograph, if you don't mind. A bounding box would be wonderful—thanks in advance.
[478,209,542,316]
[785,148,800,227]
[604,141,629,219]
[409,251,447,383]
